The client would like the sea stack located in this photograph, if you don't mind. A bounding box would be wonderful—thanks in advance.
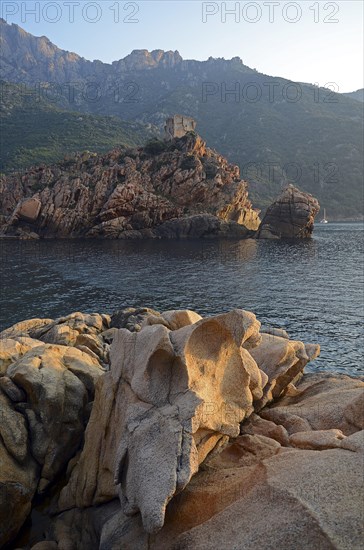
[257,184,320,239]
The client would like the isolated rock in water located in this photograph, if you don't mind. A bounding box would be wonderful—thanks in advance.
[257,184,320,239]
[7,343,104,493]
[58,310,266,532]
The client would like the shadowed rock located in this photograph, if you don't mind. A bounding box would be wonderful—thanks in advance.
[52,374,364,550]
[257,184,320,239]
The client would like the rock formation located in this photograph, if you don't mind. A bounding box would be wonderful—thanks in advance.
[0,313,110,547]
[55,371,364,550]
[257,184,320,238]
[58,310,266,531]
[1,307,363,549]
[0,133,260,239]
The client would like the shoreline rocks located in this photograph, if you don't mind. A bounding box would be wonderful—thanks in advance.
[1,307,362,549]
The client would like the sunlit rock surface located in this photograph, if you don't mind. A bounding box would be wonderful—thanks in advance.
[1,308,363,550]
[58,309,319,534]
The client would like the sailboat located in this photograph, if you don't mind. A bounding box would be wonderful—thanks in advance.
[320,208,328,224]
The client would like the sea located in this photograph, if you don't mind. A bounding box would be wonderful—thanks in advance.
[1,222,363,376]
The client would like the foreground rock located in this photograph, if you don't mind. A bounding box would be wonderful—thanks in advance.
[0,133,260,239]
[51,375,364,550]
[257,184,320,238]
[1,307,363,550]
[58,308,319,535]
[0,312,110,547]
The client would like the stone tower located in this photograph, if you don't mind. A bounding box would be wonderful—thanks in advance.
[164,115,196,141]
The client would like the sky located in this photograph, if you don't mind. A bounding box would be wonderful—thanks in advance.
[2,0,363,92]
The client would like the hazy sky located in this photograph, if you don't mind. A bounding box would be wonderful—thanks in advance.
[2,0,363,92]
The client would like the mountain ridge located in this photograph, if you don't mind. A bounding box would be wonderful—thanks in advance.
[0,19,253,78]
[343,88,364,102]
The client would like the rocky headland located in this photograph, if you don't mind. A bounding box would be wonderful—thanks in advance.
[0,133,260,240]
[0,132,320,241]
[0,306,363,549]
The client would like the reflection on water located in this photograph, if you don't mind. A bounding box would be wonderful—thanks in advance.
[1,222,363,375]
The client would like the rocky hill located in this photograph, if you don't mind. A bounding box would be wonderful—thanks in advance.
[0,132,260,239]
[1,19,362,219]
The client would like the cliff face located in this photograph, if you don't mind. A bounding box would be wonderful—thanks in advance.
[0,133,260,239]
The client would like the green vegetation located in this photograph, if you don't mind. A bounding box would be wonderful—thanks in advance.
[0,82,156,173]
[144,138,169,155]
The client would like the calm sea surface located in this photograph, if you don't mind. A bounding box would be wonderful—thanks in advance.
[0,223,363,376]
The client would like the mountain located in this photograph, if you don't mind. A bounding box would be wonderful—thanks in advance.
[1,19,363,219]
[343,89,364,102]
[0,81,156,172]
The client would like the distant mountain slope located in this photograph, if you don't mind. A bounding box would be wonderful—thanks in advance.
[0,82,155,172]
[0,19,363,218]
[343,89,364,102]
